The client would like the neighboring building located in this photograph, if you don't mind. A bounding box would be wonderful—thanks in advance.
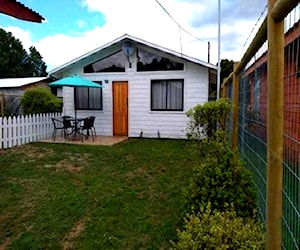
[49,34,217,139]
[0,77,50,115]
[242,20,300,161]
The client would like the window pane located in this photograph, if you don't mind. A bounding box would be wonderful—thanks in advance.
[167,80,183,110]
[151,79,183,111]
[137,48,184,72]
[76,88,88,109]
[75,87,102,110]
[89,88,102,109]
[152,81,167,110]
[83,51,126,73]
[253,77,260,113]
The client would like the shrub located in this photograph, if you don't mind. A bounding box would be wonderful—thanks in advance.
[21,87,62,115]
[183,143,257,218]
[194,131,230,160]
[171,203,266,250]
[186,98,232,140]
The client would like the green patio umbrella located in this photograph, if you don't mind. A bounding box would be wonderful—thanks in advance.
[49,75,104,119]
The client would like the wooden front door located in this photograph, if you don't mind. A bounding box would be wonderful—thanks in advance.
[113,82,128,135]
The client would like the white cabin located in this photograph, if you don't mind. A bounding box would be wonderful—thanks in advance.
[48,34,217,139]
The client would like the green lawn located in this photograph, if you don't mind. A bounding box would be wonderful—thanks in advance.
[0,138,199,249]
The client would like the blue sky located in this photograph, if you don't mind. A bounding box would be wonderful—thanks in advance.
[0,0,106,41]
[0,0,268,71]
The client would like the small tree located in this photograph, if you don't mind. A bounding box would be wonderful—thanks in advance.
[20,87,62,115]
[172,203,265,250]
[186,98,232,140]
[182,143,258,218]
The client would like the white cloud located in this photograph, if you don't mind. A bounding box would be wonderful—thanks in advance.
[2,0,268,71]
[77,19,88,28]
[2,26,33,52]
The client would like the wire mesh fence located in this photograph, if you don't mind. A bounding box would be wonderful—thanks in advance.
[238,65,268,223]
[282,20,300,250]
[223,3,299,249]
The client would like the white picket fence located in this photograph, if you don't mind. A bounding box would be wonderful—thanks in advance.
[0,113,61,149]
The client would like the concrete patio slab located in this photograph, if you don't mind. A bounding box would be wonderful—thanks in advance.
[39,136,128,146]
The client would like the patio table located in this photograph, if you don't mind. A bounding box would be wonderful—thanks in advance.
[64,117,85,141]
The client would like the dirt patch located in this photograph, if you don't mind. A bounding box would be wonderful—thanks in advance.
[39,135,128,146]
[0,237,11,250]
[0,230,26,250]
[125,167,154,182]
[71,179,84,187]
[125,167,147,178]
[47,161,84,173]
[61,218,88,250]
[15,145,54,159]
[125,167,156,199]
[44,153,90,173]
[66,165,84,173]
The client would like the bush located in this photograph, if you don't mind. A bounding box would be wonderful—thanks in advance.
[194,131,230,160]
[186,98,232,140]
[183,142,257,218]
[172,203,266,250]
[21,87,62,115]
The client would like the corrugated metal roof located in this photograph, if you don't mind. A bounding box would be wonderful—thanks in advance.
[0,0,44,23]
[0,77,48,88]
[49,34,217,76]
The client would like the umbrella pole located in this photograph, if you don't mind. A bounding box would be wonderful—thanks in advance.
[74,87,78,140]
[74,87,77,120]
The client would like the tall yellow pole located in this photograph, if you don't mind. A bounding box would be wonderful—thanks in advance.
[232,63,239,150]
[267,0,284,249]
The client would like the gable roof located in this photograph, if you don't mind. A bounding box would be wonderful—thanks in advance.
[49,34,217,76]
[0,77,48,88]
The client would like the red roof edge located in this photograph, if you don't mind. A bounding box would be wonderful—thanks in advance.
[0,0,44,23]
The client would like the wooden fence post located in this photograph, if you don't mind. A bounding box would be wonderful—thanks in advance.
[232,63,239,150]
[267,0,284,249]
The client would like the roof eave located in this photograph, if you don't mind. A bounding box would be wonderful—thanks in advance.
[49,34,217,76]
[0,0,44,23]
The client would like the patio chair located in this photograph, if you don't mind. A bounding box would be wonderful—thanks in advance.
[51,118,66,141]
[89,116,96,137]
[62,116,75,136]
[78,117,95,142]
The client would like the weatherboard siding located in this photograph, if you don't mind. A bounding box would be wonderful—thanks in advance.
[62,85,112,136]
[62,60,208,138]
[128,61,208,138]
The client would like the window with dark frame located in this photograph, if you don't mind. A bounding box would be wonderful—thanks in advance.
[151,79,184,111]
[83,50,126,73]
[137,48,184,72]
[75,83,103,110]
[253,70,260,114]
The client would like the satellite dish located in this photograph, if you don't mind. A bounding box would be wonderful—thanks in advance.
[122,42,134,56]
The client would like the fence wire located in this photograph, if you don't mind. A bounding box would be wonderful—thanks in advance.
[282,22,300,250]
[230,21,300,250]
[238,61,268,223]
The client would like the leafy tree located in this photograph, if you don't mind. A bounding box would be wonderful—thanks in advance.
[0,29,27,78]
[20,88,62,115]
[23,46,47,77]
[0,28,47,78]
[220,59,234,83]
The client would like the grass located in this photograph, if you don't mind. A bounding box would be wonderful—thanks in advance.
[0,138,200,249]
